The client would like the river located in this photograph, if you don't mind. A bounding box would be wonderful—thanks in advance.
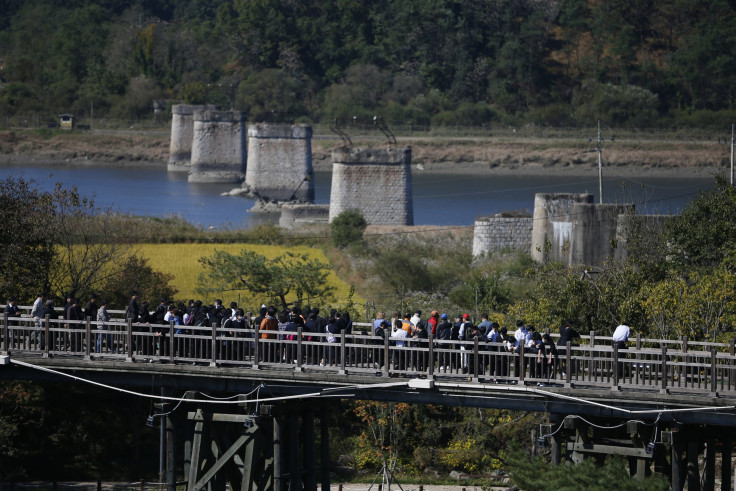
[0,163,717,228]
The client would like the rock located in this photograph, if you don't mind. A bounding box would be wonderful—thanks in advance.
[449,470,466,481]
[422,468,441,479]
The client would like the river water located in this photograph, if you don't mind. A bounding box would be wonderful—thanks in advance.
[0,163,717,229]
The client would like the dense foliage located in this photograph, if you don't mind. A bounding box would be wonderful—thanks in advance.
[2,0,736,127]
[0,381,157,480]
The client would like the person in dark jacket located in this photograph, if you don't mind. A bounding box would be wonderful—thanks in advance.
[436,313,453,371]
[557,319,580,377]
[84,294,98,321]
[67,298,81,352]
[39,299,58,350]
[538,333,559,381]
[127,291,140,322]
[413,318,429,371]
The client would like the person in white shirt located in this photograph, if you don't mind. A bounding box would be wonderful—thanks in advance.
[391,320,409,371]
[612,324,631,377]
[31,293,45,324]
[612,324,630,347]
[513,320,529,351]
[30,292,46,348]
[512,320,529,378]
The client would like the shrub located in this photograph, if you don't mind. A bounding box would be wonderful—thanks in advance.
[331,209,367,248]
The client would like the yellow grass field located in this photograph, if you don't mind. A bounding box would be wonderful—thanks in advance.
[134,243,362,310]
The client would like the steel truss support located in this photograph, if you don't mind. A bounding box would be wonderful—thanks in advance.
[185,403,328,491]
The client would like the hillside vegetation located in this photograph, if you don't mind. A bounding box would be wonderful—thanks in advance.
[1,0,735,129]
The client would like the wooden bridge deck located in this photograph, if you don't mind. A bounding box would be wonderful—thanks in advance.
[2,313,736,426]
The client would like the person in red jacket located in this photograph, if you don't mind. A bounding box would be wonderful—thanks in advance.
[259,307,278,362]
[428,310,440,335]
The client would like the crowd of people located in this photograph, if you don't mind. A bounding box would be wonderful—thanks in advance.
[371,310,585,381]
[8,293,603,381]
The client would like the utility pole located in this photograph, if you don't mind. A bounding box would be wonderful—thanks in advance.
[588,120,613,204]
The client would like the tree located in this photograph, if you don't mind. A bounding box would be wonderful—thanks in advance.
[196,249,335,310]
[353,401,411,487]
[331,209,367,249]
[0,177,55,302]
[99,255,179,310]
[45,183,137,303]
[665,175,736,272]
[448,269,511,317]
[507,444,668,490]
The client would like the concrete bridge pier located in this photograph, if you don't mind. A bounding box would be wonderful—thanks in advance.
[168,104,216,172]
[189,109,247,183]
[329,146,413,225]
[245,124,314,202]
[183,402,329,491]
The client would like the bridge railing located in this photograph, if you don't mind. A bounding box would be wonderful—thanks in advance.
[3,313,736,397]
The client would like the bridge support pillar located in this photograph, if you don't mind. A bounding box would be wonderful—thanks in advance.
[686,440,701,491]
[670,434,683,490]
[703,439,716,490]
[722,435,732,491]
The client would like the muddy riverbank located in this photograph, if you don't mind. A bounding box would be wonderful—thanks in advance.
[0,129,728,178]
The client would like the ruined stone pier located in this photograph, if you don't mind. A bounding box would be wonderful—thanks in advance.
[329,147,413,225]
[188,109,246,183]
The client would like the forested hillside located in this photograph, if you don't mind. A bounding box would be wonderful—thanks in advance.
[1,0,735,128]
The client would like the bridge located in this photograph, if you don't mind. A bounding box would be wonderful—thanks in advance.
[2,311,735,490]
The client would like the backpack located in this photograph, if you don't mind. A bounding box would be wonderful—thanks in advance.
[154,304,167,324]
[463,323,476,341]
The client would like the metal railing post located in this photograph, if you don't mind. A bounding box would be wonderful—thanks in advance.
[427,334,435,379]
[566,341,572,386]
[210,320,218,367]
[169,320,175,363]
[613,343,619,388]
[253,322,260,369]
[43,314,50,358]
[126,318,133,362]
[519,343,525,383]
[711,348,718,396]
[1,312,8,355]
[339,333,347,374]
[661,345,668,393]
[730,338,735,391]
[383,333,390,378]
[472,337,480,382]
[589,331,595,382]
[296,327,303,371]
[84,316,92,360]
